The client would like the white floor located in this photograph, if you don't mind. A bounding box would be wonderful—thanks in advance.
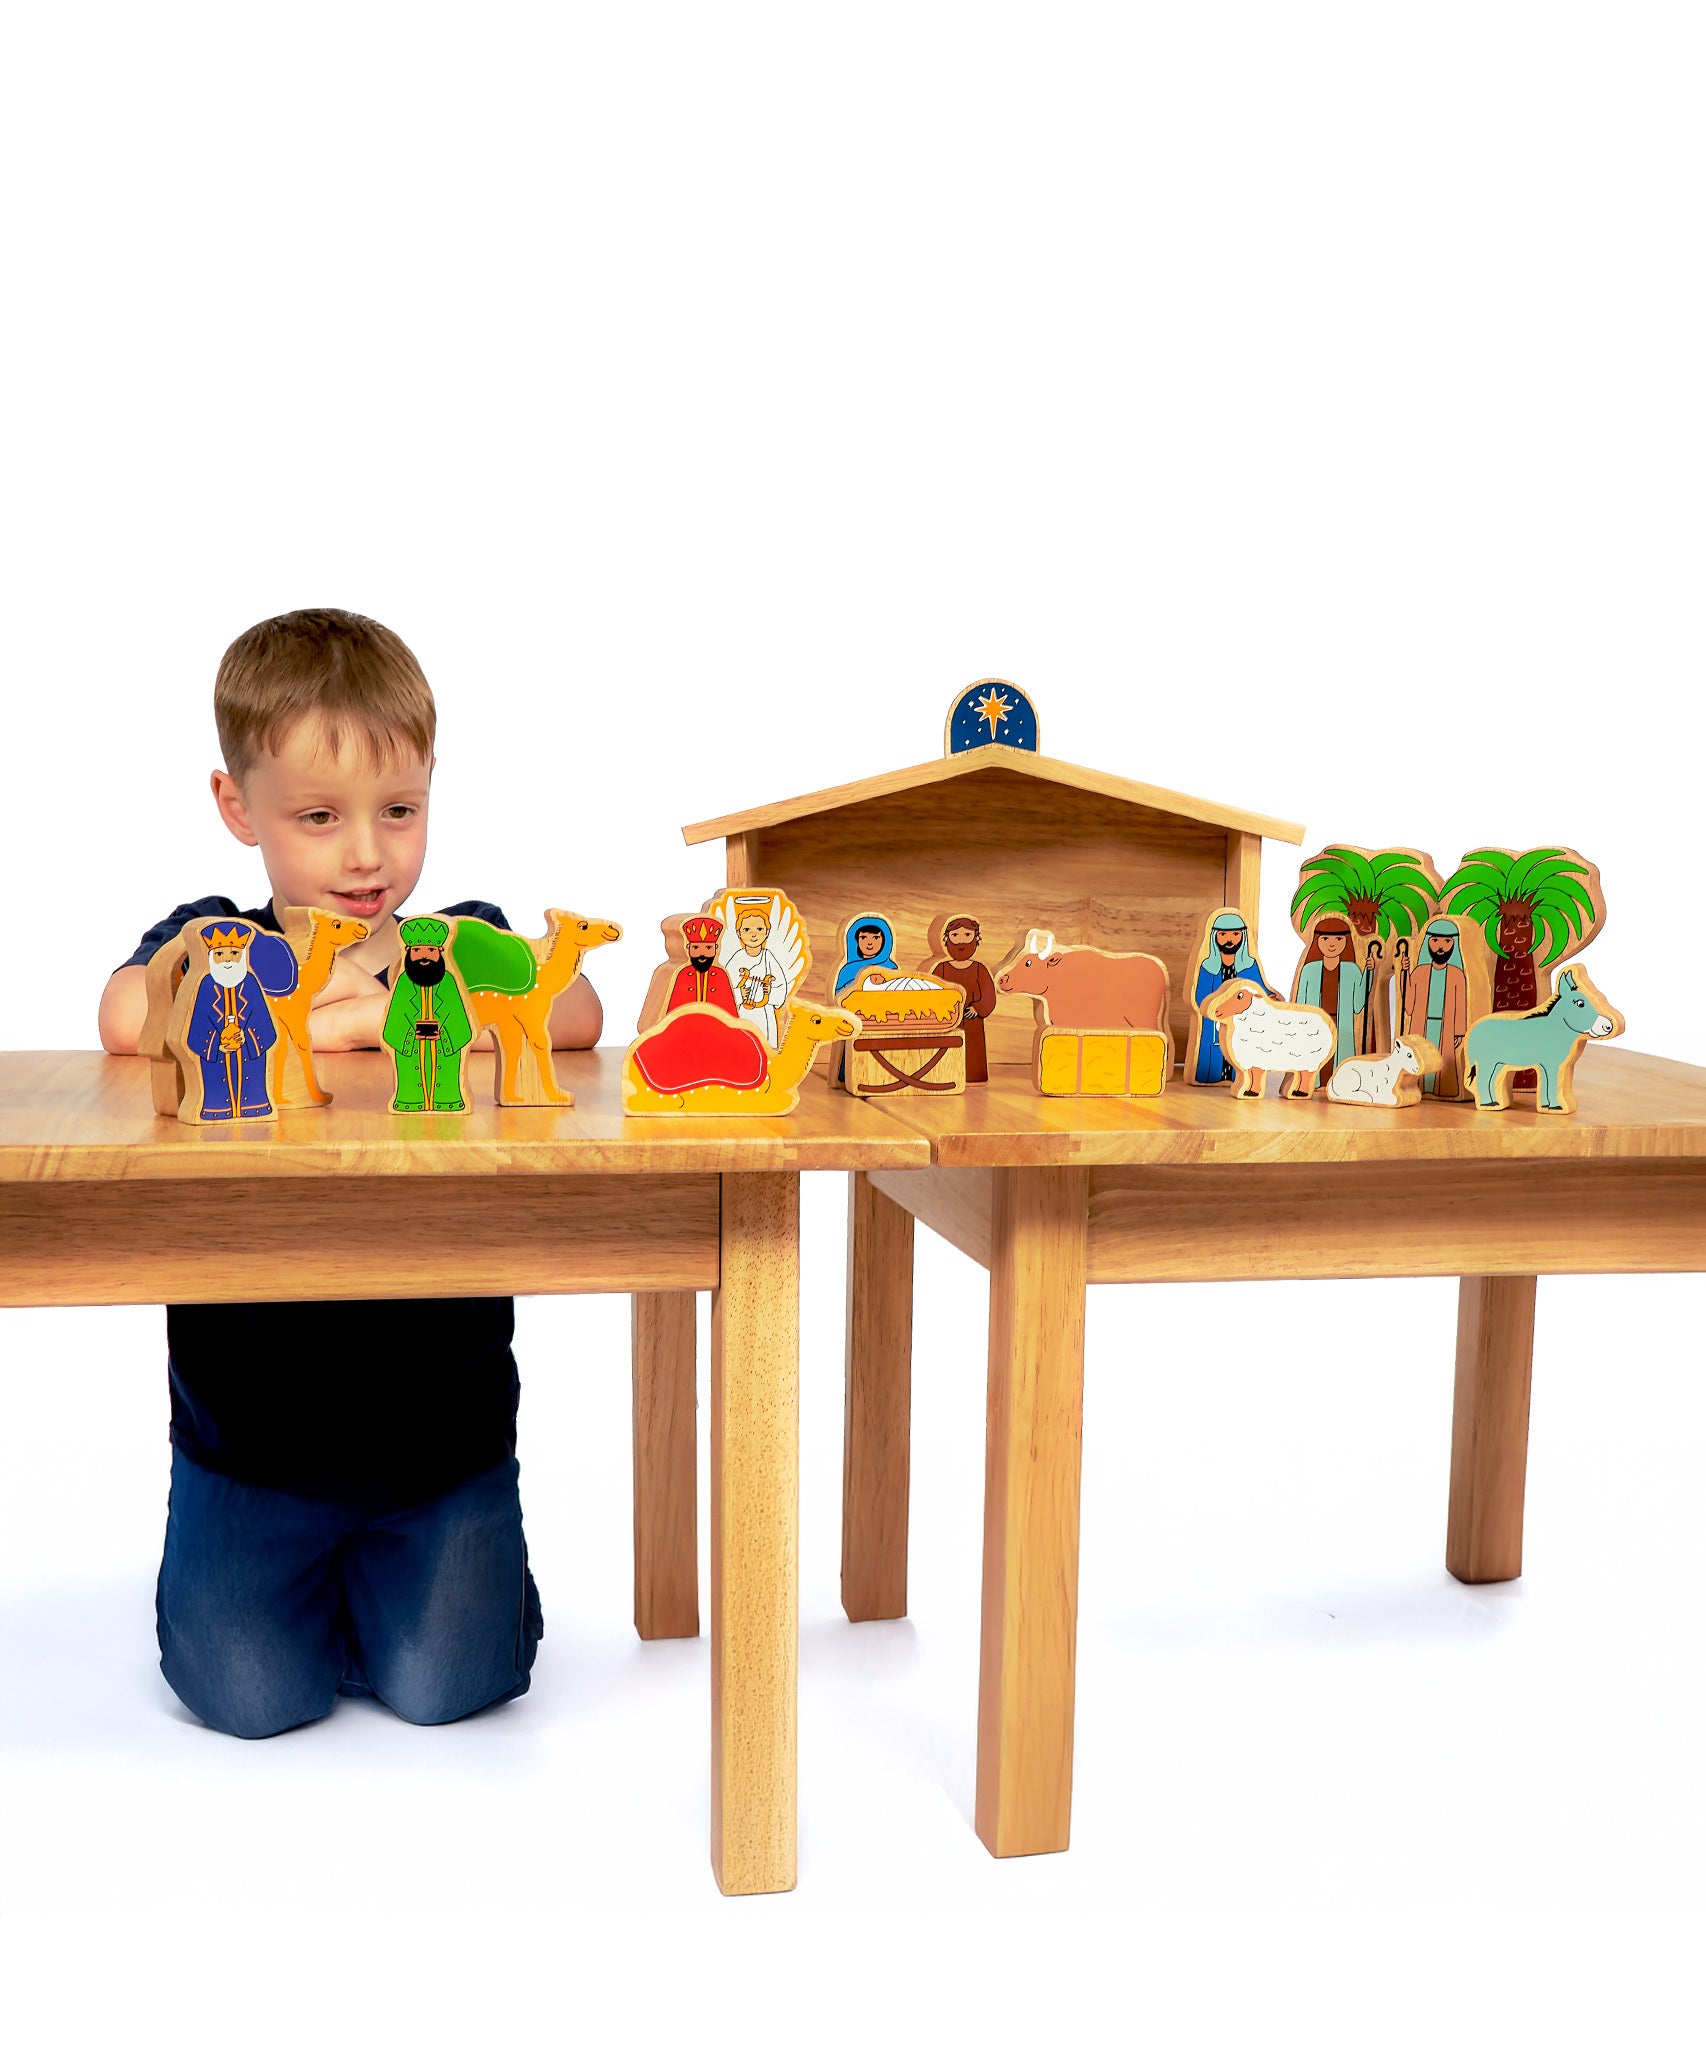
[4,1175,1703,2036]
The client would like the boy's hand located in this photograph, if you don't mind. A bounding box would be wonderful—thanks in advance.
[309,991,389,1052]
[314,954,389,1008]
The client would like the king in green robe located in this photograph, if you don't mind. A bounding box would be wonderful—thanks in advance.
[383,917,475,1111]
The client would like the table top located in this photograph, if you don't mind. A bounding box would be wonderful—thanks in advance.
[866,1047,1706,1168]
[0,1050,931,1181]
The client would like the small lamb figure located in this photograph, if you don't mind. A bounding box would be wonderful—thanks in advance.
[1198,982,1336,1100]
[1325,1033,1443,1109]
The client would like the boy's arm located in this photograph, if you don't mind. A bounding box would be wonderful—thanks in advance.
[99,967,149,1055]
[551,976,602,1049]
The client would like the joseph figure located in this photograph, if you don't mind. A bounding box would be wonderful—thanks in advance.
[931,914,998,1083]
[1401,917,1469,1098]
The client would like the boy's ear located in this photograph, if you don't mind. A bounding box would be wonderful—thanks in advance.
[210,769,259,847]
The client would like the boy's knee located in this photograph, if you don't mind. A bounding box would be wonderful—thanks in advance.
[160,1642,337,1739]
[376,1652,531,1727]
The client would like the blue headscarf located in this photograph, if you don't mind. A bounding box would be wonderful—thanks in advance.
[1421,917,1465,970]
[1198,910,1255,977]
[835,914,897,995]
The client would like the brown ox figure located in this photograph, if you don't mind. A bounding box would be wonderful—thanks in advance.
[995,928,1170,1031]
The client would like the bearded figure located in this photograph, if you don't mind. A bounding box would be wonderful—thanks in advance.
[931,915,997,1083]
[1401,917,1469,1098]
[666,914,738,1019]
[185,923,278,1120]
[383,917,476,1112]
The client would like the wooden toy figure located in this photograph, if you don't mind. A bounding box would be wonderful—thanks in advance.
[1184,908,1280,1085]
[710,887,810,1050]
[924,912,1000,1083]
[1395,916,1476,1099]
[1198,982,1335,1100]
[1325,1034,1444,1107]
[1439,846,1605,1093]
[270,906,370,1108]
[944,677,1040,755]
[1462,964,1624,1113]
[831,910,900,1084]
[623,999,858,1115]
[449,908,622,1107]
[994,926,1172,1097]
[635,911,740,1035]
[1290,846,1440,1057]
[837,973,967,1097]
[1290,915,1367,1084]
[383,917,476,1114]
[164,918,288,1124]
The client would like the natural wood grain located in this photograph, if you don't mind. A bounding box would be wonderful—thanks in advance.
[0,1052,932,1181]
[632,1292,700,1640]
[1446,1276,1537,1583]
[866,1048,1706,1167]
[724,833,756,887]
[729,776,1239,1065]
[0,1174,721,1307]
[976,1166,1089,1859]
[841,1173,914,1622]
[1083,1160,1706,1281]
[1224,832,1263,953]
[711,1171,799,1896]
[866,1165,994,1269]
[684,746,1306,849]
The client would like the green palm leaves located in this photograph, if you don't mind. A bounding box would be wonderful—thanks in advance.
[1290,847,1436,939]
[1439,848,1601,967]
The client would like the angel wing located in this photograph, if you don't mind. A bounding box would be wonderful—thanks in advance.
[770,893,808,996]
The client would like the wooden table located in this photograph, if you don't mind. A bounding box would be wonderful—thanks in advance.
[0,1047,928,1897]
[840,1047,1706,1859]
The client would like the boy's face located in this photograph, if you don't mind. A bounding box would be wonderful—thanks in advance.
[211,715,431,925]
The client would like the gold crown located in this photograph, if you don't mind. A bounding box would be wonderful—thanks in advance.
[203,926,250,949]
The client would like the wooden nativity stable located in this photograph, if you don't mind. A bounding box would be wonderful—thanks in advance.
[682,740,1306,1071]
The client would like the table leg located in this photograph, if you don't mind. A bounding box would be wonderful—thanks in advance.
[711,1172,799,1896]
[842,1171,915,1622]
[632,1292,699,1641]
[1447,1274,1537,1584]
[976,1164,1089,1859]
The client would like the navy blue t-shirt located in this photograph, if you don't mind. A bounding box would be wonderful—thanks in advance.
[120,896,520,1509]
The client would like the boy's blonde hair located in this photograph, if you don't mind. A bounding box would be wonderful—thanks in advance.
[215,608,436,780]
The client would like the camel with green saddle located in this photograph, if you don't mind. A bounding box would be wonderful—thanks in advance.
[449,908,623,1105]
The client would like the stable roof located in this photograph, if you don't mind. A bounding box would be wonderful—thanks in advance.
[682,744,1306,848]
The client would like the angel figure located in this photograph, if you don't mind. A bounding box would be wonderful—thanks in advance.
[713,888,810,1050]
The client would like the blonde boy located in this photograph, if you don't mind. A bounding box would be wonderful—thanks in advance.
[101,608,598,1737]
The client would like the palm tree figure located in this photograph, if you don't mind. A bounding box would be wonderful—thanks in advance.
[1438,847,1602,1017]
[1290,846,1437,947]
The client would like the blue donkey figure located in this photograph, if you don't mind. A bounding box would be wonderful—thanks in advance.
[1462,966,1624,1112]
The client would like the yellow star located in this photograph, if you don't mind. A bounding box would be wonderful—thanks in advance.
[974,689,1011,739]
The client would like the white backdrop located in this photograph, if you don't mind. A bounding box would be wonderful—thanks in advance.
[3,4,1704,2038]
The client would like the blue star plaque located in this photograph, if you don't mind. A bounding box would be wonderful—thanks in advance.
[944,679,1039,756]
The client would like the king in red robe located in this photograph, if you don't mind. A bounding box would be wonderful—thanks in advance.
[667,914,739,1019]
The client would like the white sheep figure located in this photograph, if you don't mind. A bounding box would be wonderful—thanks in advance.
[1325,1033,1443,1108]
[1198,981,1335,1099]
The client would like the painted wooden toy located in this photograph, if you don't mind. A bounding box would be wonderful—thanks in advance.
[837,971,967,1097]
[162,916,296,1124]
[1390,909,1491,1102]
[1440,847,1605,1093]
[1325,1033,1443,1108]
[1290,846,1441,1059]
[1198,981,1335,1100]
[1289,913,1369,1085]
[270,905,370,1108]
[707,886,811,1052]
[944,677,1040,755]
[922,911,1000,1083]
[382,916,477,1115]
[1183,907,1281,1085]
[1462,964,1623,1113]
[995,925,1173,1097]
[623,998,858,1115]
[449,908,622,1106]
[635,911,742,1035]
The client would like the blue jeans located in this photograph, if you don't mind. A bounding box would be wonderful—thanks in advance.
[156,1449,543,1739]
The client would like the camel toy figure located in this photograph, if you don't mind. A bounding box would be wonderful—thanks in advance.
[623,997,858,1115]
[1462,965,1624,1114]
[448,908,624,1107]
[268,906,371,1108]
[1198,980,1336,1100]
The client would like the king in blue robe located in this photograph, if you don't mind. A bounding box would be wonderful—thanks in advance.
[186,924,278,1119]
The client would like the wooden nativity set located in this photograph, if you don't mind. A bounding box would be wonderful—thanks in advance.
[140,680,1624,1125]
